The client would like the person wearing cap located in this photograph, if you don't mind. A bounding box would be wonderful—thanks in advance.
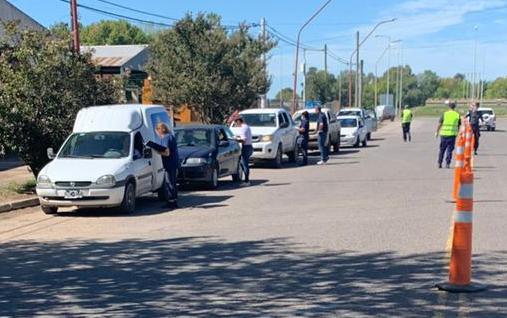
[401,105,413,142]
[315,105,329,165]
[234,117,253,186]
[435,101,461,168]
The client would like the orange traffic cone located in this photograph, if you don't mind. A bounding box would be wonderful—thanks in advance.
[437,170,486,292]
[463,122,473,172]
[452,132,465,201]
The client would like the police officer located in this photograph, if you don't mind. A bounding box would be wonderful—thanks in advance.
[296,111,309,166]
[315,106,329,165]
[466,102,482,155]
[435,101,461,169]
[155,122,179,209]
[401,105,413,142]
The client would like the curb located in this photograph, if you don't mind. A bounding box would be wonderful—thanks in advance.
[0,197,39,214]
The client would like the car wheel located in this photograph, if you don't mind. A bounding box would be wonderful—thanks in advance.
[487,126,491,131]
[492,127,496,131]
[362,137,368,147]
[41,206,58,215]
[232,160,243,182]
[273,144,283,168]
[120,182,136,214]
[208,165,219,189]
[333,140,340,153]
[367,132,371,140]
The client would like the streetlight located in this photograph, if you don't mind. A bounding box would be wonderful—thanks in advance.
[347,18,396,107]
[375,36,400,111]
[472,25,478,102]
[291,0,333,114]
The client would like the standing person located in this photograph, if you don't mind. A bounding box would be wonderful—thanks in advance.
[466,102,482,155]
[234,117,253,186]
[401,105,413,142]
[435,101,461,169]
[155,122,179,209]
[296,111,310,166]
[315,106,329,165]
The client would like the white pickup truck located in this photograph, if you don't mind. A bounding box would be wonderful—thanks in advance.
[230,108,298,168]
[293,108,341,153]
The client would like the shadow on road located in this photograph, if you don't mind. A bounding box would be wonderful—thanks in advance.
[1,237,506,317]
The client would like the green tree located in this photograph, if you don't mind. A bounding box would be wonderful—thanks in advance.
[417,70,439,100]
[485,77,507,98]
[80,20,151,45]
[305,67,336,104]
[49,22,71,39]
[0,23,121,176]
[275,87,298,101]
[147,13,275,123]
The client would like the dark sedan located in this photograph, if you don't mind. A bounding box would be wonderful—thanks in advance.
[175,125,242,189]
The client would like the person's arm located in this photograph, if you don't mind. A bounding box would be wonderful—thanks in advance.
[435,115,443,137]
[235,127,246,144]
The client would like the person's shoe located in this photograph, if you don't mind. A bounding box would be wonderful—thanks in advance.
[240,181,251,187]
[317,160,326,165]
[474,150,478,155]
[446,163,451,169]
[438,163,442,169]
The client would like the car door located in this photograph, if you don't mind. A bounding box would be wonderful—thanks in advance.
[277,112,287,150]
[281,111,295,151]
[216,127,234,174]
[214,128,230,176]
[132,131,153,195]
[358,119,367,141]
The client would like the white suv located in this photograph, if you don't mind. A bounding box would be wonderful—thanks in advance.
[478,107,496,131]
[230,108,298,168]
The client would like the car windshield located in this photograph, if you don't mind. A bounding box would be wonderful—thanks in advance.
[339,118,358,128]
[59,132,130,159]
[175,128,212,147]
[339,110,361,117]
[239,113,276,127]
[293,112,319,123]
[479,110,493,115]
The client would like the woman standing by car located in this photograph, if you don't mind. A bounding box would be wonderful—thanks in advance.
[155,122,179,209]
[234,117,253,186]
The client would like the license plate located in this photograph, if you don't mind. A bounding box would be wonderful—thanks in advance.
[64,189,82,199]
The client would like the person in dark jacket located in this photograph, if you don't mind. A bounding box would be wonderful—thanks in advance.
[315,106,329,165]
[155,122,179,209]
[296,111,310,165]
[466,102,482,155]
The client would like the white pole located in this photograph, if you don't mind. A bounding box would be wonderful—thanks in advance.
[386,43,391,107]
[260,17,267,108]
[472,26,478,101]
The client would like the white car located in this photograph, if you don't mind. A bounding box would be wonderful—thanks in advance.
[337,107,374,140]
[478,107,496,131]
[230,108,298,168]
[337,115,368,147]
[36,104,171,214]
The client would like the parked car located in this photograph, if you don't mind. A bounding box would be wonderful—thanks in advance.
[337,107,374,140]
[175,125,242,189]
[478,107,496,131]
[293,108,341,153]
[337,115,368,147]
[36,104,172,215]
[375,105,395,122]
[366,109,378,132]
[230,108,298,168]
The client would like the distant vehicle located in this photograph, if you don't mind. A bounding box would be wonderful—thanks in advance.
[477,107,496,131]
[230,108,298,168]
[36,104,172,215]
[375,105,396,122]
[366,109,378,132]
[337,115,368,147]
[293,108,341,153]
[337,108,374,140]
[175,125,242,189]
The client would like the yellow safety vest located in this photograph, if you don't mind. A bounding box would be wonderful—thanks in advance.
[440,110,460,137]
[401,109,412,123]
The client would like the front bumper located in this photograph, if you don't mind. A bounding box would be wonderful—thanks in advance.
[178,164,213,182]
[251,141,277,160]
[36,186,125,208]
[340,136,357,146]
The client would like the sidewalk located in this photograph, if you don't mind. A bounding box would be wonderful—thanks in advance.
[0,158,38,211]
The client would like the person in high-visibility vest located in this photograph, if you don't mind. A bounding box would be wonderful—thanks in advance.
[401,105,413,142]
[435,101,461,168]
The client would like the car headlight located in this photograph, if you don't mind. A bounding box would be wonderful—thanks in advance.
[261,135,273,142]
[37,175,53,188]
[96,175,116,187]
[185,157,208,166]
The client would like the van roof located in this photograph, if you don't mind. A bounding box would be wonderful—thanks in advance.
[73,104,167,133]
[239,108,287,114]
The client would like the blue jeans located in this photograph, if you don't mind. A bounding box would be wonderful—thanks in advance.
[317,132,329,162]
[241,145,253,182]
[164,168,178,202]
[438,136,456,166]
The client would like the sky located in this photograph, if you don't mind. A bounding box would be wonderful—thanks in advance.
[7,0,507,98]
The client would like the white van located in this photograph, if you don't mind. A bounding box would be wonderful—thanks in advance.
[36,104,172,214]
[375,105,395,121]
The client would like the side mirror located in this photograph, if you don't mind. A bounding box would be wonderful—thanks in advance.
[47,148,56,160]
[219,140,230,147]
[143,148,152,159]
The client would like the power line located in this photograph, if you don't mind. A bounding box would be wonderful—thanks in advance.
[266,24,322,51]
[93,0,178,21]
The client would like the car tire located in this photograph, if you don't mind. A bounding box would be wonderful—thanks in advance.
[208,165,219,189]
[333,139,340,154]
[367,132,371,140]
[492,127,496,131]
[41,206,58,215]
[232,160,243,182]
[120,181,136,214]
[273,144,283,168]
[487,126,491,131]
[362,138,368,147]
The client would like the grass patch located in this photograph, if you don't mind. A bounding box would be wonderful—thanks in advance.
[412,105,507,117]
[6,178,36,194]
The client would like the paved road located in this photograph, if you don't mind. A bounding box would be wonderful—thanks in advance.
[1,119,506,317]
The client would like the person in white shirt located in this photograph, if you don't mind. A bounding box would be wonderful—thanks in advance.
[234,117,253,186]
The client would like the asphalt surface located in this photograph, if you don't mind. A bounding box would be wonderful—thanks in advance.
[1,118,506,317]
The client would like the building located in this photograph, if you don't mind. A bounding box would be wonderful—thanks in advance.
[81,45,149,103]
[0,0,45,37]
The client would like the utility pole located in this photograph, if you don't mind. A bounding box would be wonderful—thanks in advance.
[399,43,404,111]
[354,31,360,107]
[358,59,363,107]
[338,70,342,109]
[260,17,267,108]
[70,0,80,54]
[324,44,328,73]
[386,43,391,109]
